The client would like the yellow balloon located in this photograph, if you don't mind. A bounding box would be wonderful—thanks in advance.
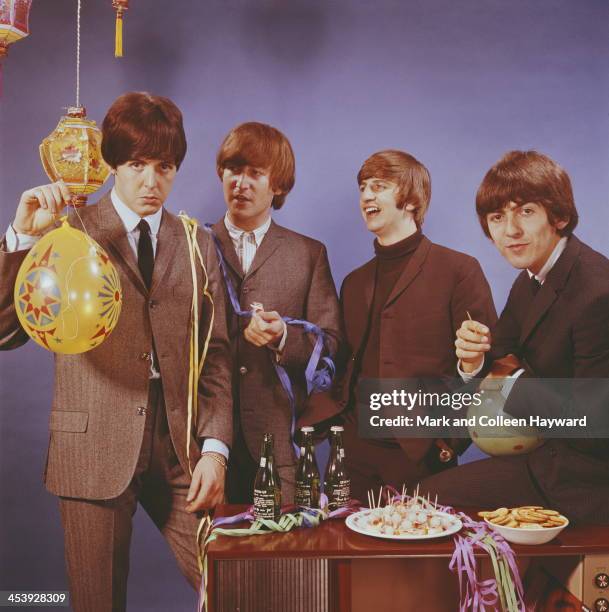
[14,219,122,354]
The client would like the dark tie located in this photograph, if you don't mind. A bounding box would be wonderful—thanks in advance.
[137,219,154,289]
[530,276,542,295]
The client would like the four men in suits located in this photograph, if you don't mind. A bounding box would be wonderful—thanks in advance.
[210,121,341,503]
[0,92,233,610]
[421,150,609,524]
[2,93,608,610]
[305,150,497,501]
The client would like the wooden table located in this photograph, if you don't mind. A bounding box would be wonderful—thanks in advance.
[206,505,609,611]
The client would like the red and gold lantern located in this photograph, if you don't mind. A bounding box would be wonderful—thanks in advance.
[0,0,33,92]
[112,0,128,57]
[39,106,110,207]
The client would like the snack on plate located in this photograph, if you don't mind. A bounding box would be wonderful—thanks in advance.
[356,497,460,536]
[478,506,568,529]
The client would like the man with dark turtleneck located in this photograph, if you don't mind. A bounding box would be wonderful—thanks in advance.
[309,150,497,501]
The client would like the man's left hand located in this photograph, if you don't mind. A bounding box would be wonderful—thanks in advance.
[185,454,226,512]
[244,310,285,347]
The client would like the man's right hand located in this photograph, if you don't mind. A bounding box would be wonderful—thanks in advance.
[455,319,492,374]
[12,181,72,236]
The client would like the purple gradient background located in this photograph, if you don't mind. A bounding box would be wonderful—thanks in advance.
[1,1,608,609]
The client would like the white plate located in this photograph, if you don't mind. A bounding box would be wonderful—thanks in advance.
[345,509,463,541]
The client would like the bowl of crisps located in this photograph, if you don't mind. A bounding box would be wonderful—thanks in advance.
[479,506,569,545]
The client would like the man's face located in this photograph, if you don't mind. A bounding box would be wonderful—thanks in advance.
[359,177,411,241]
[114,158,177,216]
[222,164,278,231]
[486,202,568,274]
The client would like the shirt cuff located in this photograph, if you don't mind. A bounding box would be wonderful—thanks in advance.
[458,356,484,382]
[201,438,229,459]
[5,224,40,252]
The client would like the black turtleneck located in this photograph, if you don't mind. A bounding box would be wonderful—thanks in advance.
[359,230,423,378]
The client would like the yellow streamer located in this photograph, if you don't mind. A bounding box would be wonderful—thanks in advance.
[114,14,123,58]
[178,214,215,476]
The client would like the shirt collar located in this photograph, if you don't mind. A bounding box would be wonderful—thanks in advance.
[111,187,163,235]
[527,236,568,284]
[223,212,272,246]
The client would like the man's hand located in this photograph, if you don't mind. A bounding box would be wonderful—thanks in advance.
[455,319,491,373]
[185,454,226,512]
[244,310,285,347]
[13,181,72,236]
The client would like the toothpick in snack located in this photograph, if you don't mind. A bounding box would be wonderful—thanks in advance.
[401,483,406,501]
[378,486,383,509]
[434,494,438,508]
[466,310,472,321]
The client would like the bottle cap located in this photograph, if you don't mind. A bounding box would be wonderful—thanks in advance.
[330,425,344,432]
[300,426,314,433]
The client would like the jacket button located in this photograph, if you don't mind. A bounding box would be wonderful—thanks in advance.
[139,352,150,361]
[242,287,249,294]
[137,406,147,416]
[149,300,157,309]
[239,366,248,375]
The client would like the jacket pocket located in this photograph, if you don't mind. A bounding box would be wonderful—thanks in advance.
[49,410,89,433]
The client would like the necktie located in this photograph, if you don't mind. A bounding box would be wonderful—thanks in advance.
[238,231,256,273]
[530,276,542,295]
[137,219,154,289]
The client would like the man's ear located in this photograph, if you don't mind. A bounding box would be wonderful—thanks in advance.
[404,203,416,213]
[555,218,569,231]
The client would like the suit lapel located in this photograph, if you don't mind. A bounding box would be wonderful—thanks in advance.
[96,195,148,295]
[245,220,283,279]
[383,236,431,309]
[212,219,244,279]
[151,210,183,294]
[519,236,581,345]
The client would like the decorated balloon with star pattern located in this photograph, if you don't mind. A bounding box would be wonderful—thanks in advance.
[14,218,122,354]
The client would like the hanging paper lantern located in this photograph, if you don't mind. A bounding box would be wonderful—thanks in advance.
[0,0,33,92]
[112,0,128,57]
[14,218,122,354]
[39,106,111,208]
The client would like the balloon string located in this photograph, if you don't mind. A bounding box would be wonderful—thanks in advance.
[76,0,81,108]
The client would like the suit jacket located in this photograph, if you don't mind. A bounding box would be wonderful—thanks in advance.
[490,235,609,520]
[211,218,341,469]
[0,195,232,500]
[304,236,497,464]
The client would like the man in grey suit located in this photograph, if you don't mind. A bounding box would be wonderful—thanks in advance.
[210,121,341,504]
[0,92,232,610]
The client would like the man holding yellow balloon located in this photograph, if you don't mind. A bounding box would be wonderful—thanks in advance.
[0,92,233,611]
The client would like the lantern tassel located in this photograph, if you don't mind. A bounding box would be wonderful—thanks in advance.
[114,13,123,58]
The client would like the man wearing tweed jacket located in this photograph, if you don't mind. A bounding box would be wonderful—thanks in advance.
[0,93,232,611]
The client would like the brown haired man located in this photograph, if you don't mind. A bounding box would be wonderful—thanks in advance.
[421,150,609,524]
[0,92,232,610]
[210,121,341,503]
[306,149,496,501]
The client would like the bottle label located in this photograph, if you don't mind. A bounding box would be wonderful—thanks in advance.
[253,489,278,520]
[295,481,320,508]
[259,457,267,467]
[328,479,350,509]
[339,448,345,459]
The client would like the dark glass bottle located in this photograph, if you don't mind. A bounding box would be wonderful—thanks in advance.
[324,425,350,510]
[253,433,281,520]
[294,426,321,508]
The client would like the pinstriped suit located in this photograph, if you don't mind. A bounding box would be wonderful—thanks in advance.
[0,194,233,610]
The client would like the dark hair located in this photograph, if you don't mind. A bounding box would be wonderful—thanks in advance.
[357,149,431,225]
[216,122,295,209]
[101,92,187,169]
[476,150,578,238]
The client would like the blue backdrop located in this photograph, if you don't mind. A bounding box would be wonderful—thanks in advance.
[1,1,608,609]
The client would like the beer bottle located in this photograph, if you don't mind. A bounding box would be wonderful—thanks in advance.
[294,426,321,508]
[253,433,281,521]
[324,425,350,510]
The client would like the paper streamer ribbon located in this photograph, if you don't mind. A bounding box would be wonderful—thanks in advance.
[203,224,335,456]
[178,214,215,476]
